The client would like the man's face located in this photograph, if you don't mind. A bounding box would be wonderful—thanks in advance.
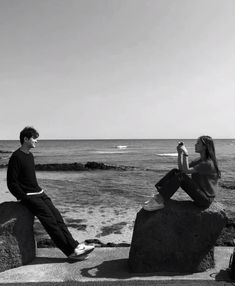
[24,136,38,149]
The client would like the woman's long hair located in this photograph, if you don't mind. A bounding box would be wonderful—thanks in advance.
[199,135,221,179]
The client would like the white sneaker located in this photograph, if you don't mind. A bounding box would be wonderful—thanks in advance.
[68,243,95,259]
[143,196,164,211]
[144,194,155,205]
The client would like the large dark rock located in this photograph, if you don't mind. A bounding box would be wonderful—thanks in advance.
[216,218,235,246]
[128,200,227,273]
[0,201,36,272]
[0,219,22,272]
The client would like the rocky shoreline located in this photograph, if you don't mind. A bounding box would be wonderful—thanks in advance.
[0,161,136,171]
[0,150,11,154]
[216,218,235,246]
[35,161,136,171]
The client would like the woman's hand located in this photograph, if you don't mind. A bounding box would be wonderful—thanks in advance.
[180,145,188,156]
[177,142,183,153]
[177,142,188,156]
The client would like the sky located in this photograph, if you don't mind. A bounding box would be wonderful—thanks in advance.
[0,0,235,140]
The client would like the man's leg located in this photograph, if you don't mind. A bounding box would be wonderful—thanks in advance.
[22,194,77,256]
[42,193,79,251]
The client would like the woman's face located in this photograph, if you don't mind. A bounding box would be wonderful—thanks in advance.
[195,138,206,153]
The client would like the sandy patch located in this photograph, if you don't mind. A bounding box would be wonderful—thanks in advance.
[64,205,138,244]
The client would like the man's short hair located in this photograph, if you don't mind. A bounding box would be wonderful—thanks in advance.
[20,127,39,145]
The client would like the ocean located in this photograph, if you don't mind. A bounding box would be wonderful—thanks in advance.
[0,139,235,243]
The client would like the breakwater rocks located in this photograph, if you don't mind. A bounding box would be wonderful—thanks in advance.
[216,217,235,246]
[219,182,235,190]
[0,164,8,168]
[35,161,136,171]
[0,150,11,161]
[0,161,136,171]
[0,150,11,154]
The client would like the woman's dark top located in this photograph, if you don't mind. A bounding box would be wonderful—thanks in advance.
[189,158,218,198]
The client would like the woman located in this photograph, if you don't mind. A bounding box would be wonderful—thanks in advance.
[143,136,220,211]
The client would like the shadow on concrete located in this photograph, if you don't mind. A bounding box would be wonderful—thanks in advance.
[215,268,233,282]
[80,258,198,279]
[29,257,82,265]
[80,259,130,279]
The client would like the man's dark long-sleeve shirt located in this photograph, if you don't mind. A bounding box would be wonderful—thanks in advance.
[7,148,42,200]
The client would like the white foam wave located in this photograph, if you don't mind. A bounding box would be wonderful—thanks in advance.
[157,153,178,157]
[92,151,127,154]
[116,145,127,149]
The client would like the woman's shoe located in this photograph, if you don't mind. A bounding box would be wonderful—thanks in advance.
[143,195,164,211]
[144,194,155,205]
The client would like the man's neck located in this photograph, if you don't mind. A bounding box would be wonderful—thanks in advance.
[20,145,31,154]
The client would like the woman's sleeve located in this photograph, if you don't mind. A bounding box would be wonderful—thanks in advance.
[189,159,200,168]
[193,161,213,175]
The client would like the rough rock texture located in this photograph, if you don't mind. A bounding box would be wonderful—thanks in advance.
[0,201,36,272]
[0,219,22,272]
[128,200,227,273]
[216,218,235,246]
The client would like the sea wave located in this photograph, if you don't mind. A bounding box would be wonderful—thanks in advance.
[92,151,128,154]
[116,145,127,149]
[157,153,178,157]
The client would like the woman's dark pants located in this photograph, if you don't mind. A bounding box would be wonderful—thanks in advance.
[155,169,213,208]
[22,192,79,256]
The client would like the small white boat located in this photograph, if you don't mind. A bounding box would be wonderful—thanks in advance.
[116,145,127,150]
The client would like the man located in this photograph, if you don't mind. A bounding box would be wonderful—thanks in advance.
[7,126,94,260]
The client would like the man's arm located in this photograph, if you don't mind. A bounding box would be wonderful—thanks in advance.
[7,155,28,201]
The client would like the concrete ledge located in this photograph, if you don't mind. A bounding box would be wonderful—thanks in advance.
[0,247,233,285]
[0,282,234,286]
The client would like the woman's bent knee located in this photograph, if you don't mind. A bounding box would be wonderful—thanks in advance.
[194,198,213,208]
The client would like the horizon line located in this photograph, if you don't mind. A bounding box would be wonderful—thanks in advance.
[0,138,234,141]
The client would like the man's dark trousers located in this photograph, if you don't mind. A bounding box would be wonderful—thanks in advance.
[22,192,78,256]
